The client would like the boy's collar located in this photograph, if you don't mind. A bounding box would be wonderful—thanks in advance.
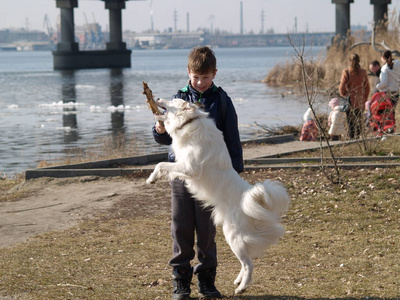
[180,82,218,94]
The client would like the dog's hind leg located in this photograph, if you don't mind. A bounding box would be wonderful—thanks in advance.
[233,268,243,286]
[223,224,254,294]
[234,256,253,294]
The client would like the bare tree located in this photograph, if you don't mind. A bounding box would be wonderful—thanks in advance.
[288,34,344,184]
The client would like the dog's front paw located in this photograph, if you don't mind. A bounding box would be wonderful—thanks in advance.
[146,173,157,184]
[146,176,157,184]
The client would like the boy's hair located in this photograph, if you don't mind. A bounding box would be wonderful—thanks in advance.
[187,46,217,74]
[371,60,380,67]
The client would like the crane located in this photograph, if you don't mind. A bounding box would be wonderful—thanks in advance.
[43,14,55,45]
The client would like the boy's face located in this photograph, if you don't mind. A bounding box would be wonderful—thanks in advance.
[188,69,217,93]
[369,64,380,74]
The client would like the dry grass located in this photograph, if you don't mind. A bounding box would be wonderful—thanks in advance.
[37,132,141,169]
[263,59,326,88]
[0,176,27,202]
[1,140,400,299]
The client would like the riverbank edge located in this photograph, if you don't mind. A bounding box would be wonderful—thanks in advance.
[25,135,295,179]
[24,134,400,179]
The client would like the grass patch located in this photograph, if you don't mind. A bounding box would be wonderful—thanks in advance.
[0,176,26,202]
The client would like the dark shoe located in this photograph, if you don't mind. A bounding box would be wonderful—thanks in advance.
[172,267,193,300]
[197,268,222,299]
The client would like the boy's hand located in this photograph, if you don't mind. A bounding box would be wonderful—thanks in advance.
[155,120,166,134]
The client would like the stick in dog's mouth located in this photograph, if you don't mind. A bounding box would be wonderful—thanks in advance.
[155,98,167,114]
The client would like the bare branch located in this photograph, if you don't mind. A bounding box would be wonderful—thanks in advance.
[288,33,343,183]
[349,22,400,57]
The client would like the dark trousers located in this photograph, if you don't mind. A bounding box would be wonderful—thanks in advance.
[346,108,363,139]
[169,179,217,274]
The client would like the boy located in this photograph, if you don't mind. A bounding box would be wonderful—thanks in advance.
[152,46,243,299]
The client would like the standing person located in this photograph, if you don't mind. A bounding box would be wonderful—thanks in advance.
[328,98,347,141]
[151,46,243,299]
[369,60,381,94]
[376,50,400,118]
[339,53,370,139]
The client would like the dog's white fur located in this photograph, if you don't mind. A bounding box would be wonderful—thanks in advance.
[147,98,290,294]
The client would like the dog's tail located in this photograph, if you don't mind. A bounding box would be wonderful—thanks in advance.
[242,180,290,221]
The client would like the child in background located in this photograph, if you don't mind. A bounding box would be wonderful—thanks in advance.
[328,98,347,141]
[300,108,318,141]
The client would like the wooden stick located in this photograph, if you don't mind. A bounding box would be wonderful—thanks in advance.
[142,81,164,126]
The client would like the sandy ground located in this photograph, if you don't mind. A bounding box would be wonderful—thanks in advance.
[0,175,165,249]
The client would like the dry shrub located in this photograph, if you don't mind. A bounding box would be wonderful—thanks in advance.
[263,59,325,87]
[264,9,400,90]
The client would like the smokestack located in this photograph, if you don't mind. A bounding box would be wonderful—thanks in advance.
[173,9,177,32]
[260,9,265,34]
[240,1,243,35]
[150,11,154,32]
[187,12,190,32]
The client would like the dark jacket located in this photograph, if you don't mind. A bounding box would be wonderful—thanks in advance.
[152,83,244,173]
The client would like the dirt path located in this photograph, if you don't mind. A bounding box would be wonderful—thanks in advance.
[0,176,158,249]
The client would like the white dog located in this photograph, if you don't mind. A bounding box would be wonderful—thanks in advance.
[147,98,290,294]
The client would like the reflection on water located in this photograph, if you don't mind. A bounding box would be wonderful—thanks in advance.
[61,70,79,143]
[59,68,128,151]
[109,68,126,140]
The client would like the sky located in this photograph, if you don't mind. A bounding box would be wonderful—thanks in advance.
[1,0,400,35]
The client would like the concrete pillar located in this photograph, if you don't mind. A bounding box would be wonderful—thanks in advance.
[54,0,131,69]
[332,0,354,38]
[371,0,391,29]
[104,0,127,50]
[55,0,79,51]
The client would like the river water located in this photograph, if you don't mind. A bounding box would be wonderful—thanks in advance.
[0,46,326,175]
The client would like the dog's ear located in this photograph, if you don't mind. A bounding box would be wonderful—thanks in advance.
[182,101,197,112]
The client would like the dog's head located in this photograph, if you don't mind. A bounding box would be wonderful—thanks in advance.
[155,98,207,133]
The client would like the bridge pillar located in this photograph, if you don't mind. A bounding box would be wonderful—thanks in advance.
[105,0,127,50]
[332,0,354,38]
[53,0,131,70]
[371,0,391,29]
[56,0,79,51]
